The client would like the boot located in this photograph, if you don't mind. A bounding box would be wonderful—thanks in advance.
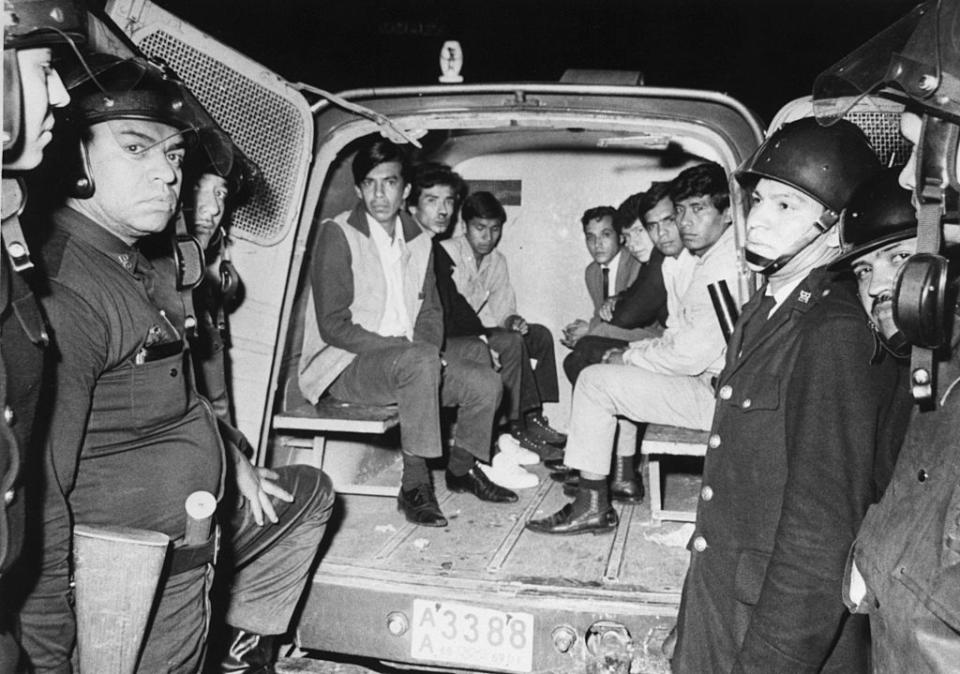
[525,486,617,535]
[221,627,277,673]
[523,410,567,447]
[610,455,644,504]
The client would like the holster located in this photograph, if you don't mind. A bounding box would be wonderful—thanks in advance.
[168,523,220,575]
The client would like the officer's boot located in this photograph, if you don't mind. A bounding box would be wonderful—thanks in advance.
[221,627,277,673]
[610,455,644,503]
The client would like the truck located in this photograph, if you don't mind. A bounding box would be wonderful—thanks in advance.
[100,2,911,671]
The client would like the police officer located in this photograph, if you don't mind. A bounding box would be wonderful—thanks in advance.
[672,117,913,673]
[1,1,84,669]
[17,54,334,673]
[814,1,960,669]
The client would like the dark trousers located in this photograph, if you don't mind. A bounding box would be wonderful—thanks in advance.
[488,324,558,414]
[562,335,629,385]
[330,341,500,461]
[138,465,334,673]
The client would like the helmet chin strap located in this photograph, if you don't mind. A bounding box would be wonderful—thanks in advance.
[745,212,838,275]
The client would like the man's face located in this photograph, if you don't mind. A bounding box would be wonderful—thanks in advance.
[3,47,70,171]
[621,220,654,263]
[76,119,185,244]
[675,194,729,256]
[897,111,960,244]
[583,215,621,265]
[410,183,456,235]
[745,178,825,264]
[190,173,229,249]
[465,216,503,259]
[355,160,410,226]
[641,197,683,257]
[851,237,917,339]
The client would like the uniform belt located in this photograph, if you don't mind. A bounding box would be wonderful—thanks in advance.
[169,524,219,575]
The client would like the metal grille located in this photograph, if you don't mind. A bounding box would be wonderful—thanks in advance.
[846,110,912,168]
[137,30,308,246]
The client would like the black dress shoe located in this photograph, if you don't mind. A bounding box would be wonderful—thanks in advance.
[446,466,518,503]
[525,499,618,535]
[543,457,567,472]
[398,484,448,527]
[611,477,644,504]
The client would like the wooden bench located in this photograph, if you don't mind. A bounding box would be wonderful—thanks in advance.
[640,424,709,523]
[273,399,400,497]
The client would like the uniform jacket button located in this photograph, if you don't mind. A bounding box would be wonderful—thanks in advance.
[741,398,752,409]
[719,385,733,400]
[693,535,708,552]
[918,469,928,483]
[701,486,714,501]
[3,490,14,506]
[3,406,14,426]
[708,434,721,449]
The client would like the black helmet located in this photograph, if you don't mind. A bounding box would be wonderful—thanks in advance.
[3,0,86,50]
[829,167,917,270]
[813,1,960,125]
[64,53,208,134]
[188,127,261,203]
[736,117,881,219]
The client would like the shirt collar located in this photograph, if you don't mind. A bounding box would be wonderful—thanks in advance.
[53,206,143,276]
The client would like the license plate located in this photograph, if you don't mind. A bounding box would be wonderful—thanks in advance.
[410,599,534,672]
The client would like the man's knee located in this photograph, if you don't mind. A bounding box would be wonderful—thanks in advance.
[273,465,335,524]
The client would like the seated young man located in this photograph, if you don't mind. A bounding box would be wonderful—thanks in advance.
[563,184,676,384]
[560,204,642,353]
[406,162,538,488]
[527,163,740,535]
[298,140,516,528]
[441,191,566,453]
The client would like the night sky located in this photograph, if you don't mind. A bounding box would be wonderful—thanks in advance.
[152,0,919,124]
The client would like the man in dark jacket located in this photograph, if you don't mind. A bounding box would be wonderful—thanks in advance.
[813,3,960,669]
[672,118,912,673]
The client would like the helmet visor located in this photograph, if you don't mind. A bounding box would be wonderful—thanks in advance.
[813,2,933,125]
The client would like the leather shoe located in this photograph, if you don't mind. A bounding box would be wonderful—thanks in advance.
[525,500,618,535]
[397,484,447,527]
[446,466,518,503]
[611,477,644,503]
[544,457,567,472]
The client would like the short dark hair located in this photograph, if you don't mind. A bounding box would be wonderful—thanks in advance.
[461,191,506,224]
[351,138,410,186]
[669,163,730,213]
[636,181,674,226]
[581,205,618,231]
[408,162,467,207]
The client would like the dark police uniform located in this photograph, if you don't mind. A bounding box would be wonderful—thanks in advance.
[0,248,48,672]
[845,312,960,673]
[19,207,333,673]
[673,269,911,673]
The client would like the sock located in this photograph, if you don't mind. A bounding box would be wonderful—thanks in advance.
[447,446,475,477]
[614,454,635,481]
[401,452,430,491]
[579,476,608,502]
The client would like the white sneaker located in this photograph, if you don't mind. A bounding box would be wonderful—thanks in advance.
[497,433,540,465]
[480,453,539,489]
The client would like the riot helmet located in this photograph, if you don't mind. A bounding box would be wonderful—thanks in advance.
[63,53,226,197]
[830,167,918,270]
[736,117,881,273]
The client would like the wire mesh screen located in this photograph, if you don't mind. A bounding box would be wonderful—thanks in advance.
[137,30,309,246]
[846,110,912,168]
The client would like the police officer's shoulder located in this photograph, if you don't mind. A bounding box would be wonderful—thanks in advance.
[799,270,872,335]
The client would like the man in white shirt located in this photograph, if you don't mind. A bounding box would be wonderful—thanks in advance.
[527,163,740,535]
[441,191,566,453]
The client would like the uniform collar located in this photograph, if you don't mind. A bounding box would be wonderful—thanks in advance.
[53,207,143,277]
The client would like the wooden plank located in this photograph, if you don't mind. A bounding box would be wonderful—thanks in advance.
[273,401,399,433]
[644,424,710,445]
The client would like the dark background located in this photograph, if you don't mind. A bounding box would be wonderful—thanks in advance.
[152,0,918,123]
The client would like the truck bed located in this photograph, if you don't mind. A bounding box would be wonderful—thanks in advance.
[293,457,702,673]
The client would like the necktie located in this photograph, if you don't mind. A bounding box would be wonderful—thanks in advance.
[740,293,777,349]
[602,266,610,301]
